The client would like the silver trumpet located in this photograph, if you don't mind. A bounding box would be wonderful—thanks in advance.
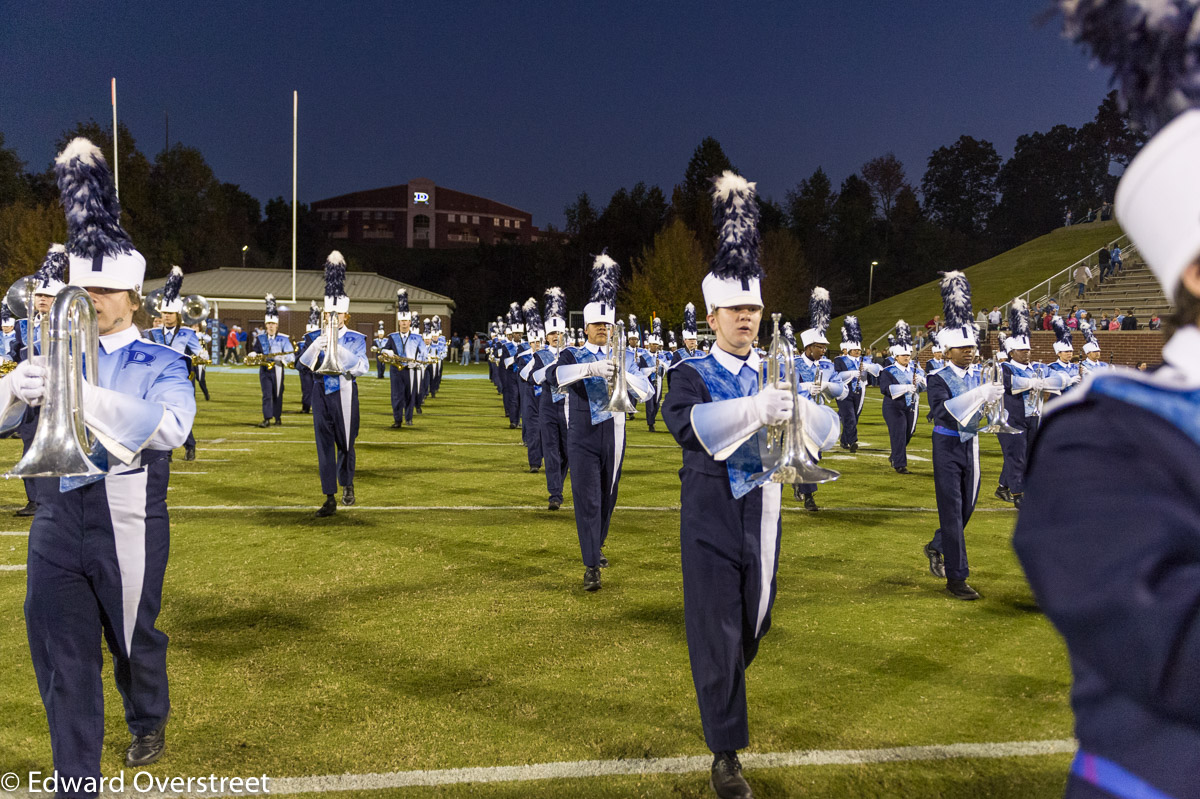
[811,366,827,406]
[603,321,636,413]
[9,287,106,478]
[315,310,345,375]
[755,314,839,485]
[7,275,46,360]
[978,359,1021,434]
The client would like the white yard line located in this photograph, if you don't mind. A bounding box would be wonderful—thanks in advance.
[0,564,26,571]
[0,530,29,536]
[80,739,1075,797]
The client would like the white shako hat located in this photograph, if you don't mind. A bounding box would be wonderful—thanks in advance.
[506,301,524,333]
[323,251,349,313]
[523,297,544,342]
[627,314,641,340]
[1081,320,1102,354]
[306,301,320,332]
[55,138,147,292]
[377,320,385,335]
[34,244,69,297]
[543,286,568,333]
[650,316,663,345]
[1060,1,1200,302]
[159,265,185,313]
[800,287,831,348]
[1005,299,1031,352]
[682,302,698,340]
[264,294,279,324]
[1052,315,1074,354]
[931,342,943,354]
[396,288,412,321]
[1,302,12,328]
[997,349,1009,361]
[701,171,764,312]
[890,319,913,356]
[935,271,977,349]
[584,252,619,325]
[841,315,862,350]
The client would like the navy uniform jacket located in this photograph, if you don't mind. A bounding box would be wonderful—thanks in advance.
[1014,328,1200,798]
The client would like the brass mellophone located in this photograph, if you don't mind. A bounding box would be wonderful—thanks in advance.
[190,352,212,366]
[373,348,428,368]
[245,352,294,369]
[0,360,16,377]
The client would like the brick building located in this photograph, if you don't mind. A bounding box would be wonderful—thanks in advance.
[310,179,562,248]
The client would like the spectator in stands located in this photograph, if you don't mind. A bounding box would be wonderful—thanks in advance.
[1136,362,1148,371]
[976,308,989,330]
[1121,308,1138,330]
[1075,262,1092,297]
[460,335,471,366]
[225,326,241,364]
[1065,209,1073,227]
[1097,246,1112,284]
[1110,244,1123,275]
[237,327,247,361]
[1099,312,1111,330]
[924,315,941,334]
[450,333,461,363]
[988,306,1001,330]
[1112,308,1125,330]
[1148,314,1162,330]
[1066,314,1079,329]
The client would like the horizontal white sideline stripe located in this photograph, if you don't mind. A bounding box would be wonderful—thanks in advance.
[85,739,1076,797]
[0,564,26,571]
[0,530,29,535]
[163,504,1016,513]
[208,440,686,448]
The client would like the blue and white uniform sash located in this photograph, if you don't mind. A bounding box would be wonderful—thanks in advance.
[567,346,638,425]
[1005,361,1039,416]
[1083,374,1200,447]
[689,355,769,500]
[536,349,566,402]
[938,367,984,441]
[885,363,916,409]
[836,355,860,393]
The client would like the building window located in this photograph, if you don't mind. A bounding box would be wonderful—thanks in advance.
[448,213,457,223]
[472,215,479,224]
[514,220,521,229]
[386,211,395,220]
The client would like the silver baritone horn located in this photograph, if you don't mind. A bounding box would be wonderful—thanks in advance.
[603,320,636,414]
[315,310,345,375]
[8,287,106,478]
[755,313,839,485]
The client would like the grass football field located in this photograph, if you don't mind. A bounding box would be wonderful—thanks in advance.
[0,363,1075,798]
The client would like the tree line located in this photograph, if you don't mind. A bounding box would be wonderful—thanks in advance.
[0,91,1142,332]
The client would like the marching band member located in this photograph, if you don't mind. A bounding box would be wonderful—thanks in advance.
[251,294,294,427]
[498,304,526,428]
[433,317,447,395]
[417,317,433,411]
[663,172,840,799]
[1079,321,1110,375]
[547,253,652,591]
[191,321,211,401]
[626,314,652,415]
[373,321,388,379]
[385,289,425,428]
[833,316,867,452]
[792,287,849,512]
[2,302,15,361]
[7,137,196,785]
[517,298,544,472]
[1015,8,1200,794]
[644,317,668,432]
[147,266,204,461]
[667,328,678,354]
[995,300,1068,508]
[672,303,702,366]
[1046,316,1082,396]
[296,302,321,414]
[298,252,369,517]
[532,287,569,510]
[926,343,945,372]
[923,271,1003,600]
[879,320,925,474]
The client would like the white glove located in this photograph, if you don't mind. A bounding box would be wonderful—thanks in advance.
[587,360,616,379]
[798,381,817,397]
[905,384,919,395]
[1068,373,1082,386]
[841,369,860,382]
[311,334,328,352]
[11,359,46,407]
[915,378,927,391]
[982,383,1005,404]
[753,384,794,426]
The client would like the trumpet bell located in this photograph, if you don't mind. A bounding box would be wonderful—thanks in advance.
[770,461,841,485]
[5,276,37,319]
[181,294,210,325]
[143,288,166,318]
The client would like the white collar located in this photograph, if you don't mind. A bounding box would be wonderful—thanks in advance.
[946,361,969,379]
[1160,325,1200,387]
[102,324,143,354]
[711,344,761,376]
[585,341,605,355]
[801,353,821,367]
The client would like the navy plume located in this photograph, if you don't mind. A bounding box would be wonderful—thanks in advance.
[683,302,697,336]
[544,286,566,323]
[939,271,973,331]
[589,252,620,305]
[887,334,897,349]
[523,297,543,336]
[265,293,277,317]
[709,171,765,284]
[1082,319,1100,346]
[668,330,677,346]
[896,319,912,348]
[40,244,68,287]
[844,315,862,344]
[628,314,639,339]
[508,302,522,328]
[1052,315,1073,347]
[652,317,662,338]
[783,321,797,349]
[163,265,184,304]
[423,317,431,336]
[308,301,320,327]
[55,138,134,259]
[1059,0,1200,135]
[396,288,409,314]
[808,287,831,334]
[1010,298,1030,340]
[324,251,346,299]
[1,302,11,324]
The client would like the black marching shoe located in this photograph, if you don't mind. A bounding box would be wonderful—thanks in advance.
[342,485,355,506]
[15,501,37,517]
[923,543,946,578]
[125,715,168,767]
[947,579,981,600]
[1013,493,1023,509]
[710,751,753,799]
[415,407,422,414]
[994,485,1014,503]
[509,423,518,429]
[850,442,858,453]
[257,419,271,428]
[803,493,819,512]
[598,552,609,568]
[895,466,910,474]
[315,495,337,518]
[548,498,561,511]
[390,421,403,428]
[274,418,283,426]
[529,465,540,473]
[184,445,196,462]
[302,406,311,414]
[583,566,601,592]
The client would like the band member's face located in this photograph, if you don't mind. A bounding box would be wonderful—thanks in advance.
[648,343,659,352]
[628,337,639,349]
[895,354,912,367]
[2,323,11,332]
[546,332,563,348]
[1010,348,1031,365]
[266,322,279,337]
[684,338,696,352]
[530,338,543,351]
[1087,351,1100,361]
[398,319,411,333]
[161,311,178,328]
[33,294,53,314]
[1058,350,1073,363]
[708,305,762,355]
[324,312,345,328]
[850,348,861,358]
[87,287,138,336]
[511,332,523,343]
[946,346,974,368]
[586,323,609,346]
[804,342,827,361]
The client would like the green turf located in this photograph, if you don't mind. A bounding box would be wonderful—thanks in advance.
[0,364,1075,797]
[836,220,1124,347]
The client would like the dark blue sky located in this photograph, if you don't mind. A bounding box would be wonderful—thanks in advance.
[1,1,1109,228]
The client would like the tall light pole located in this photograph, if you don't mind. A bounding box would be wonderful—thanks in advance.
[868,261,879,306]
[242,244,248,268]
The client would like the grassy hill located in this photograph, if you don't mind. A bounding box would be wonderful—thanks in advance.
[836,220,1123,349]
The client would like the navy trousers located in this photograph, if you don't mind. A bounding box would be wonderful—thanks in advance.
[421,366,433,404]
[26,456,172,797]
[19,408,38,503]
[312,382,359,494]
[520,382,542,469]
[299,368,314,412]
[567,415,625,568]
[681,472,783,753]
[837,389,860,447]
[645,386,661,430]
[376,358,385,379]
[503,369,521,426]
[540,396,568,503]
[998,417,1038,495]
[929,432,979,581]
[194,366,209,401]
[389,366,416,424]
[882,400,915,469]
[259,367,284,422]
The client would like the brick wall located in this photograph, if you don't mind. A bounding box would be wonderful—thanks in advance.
[914,330,1167,369]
